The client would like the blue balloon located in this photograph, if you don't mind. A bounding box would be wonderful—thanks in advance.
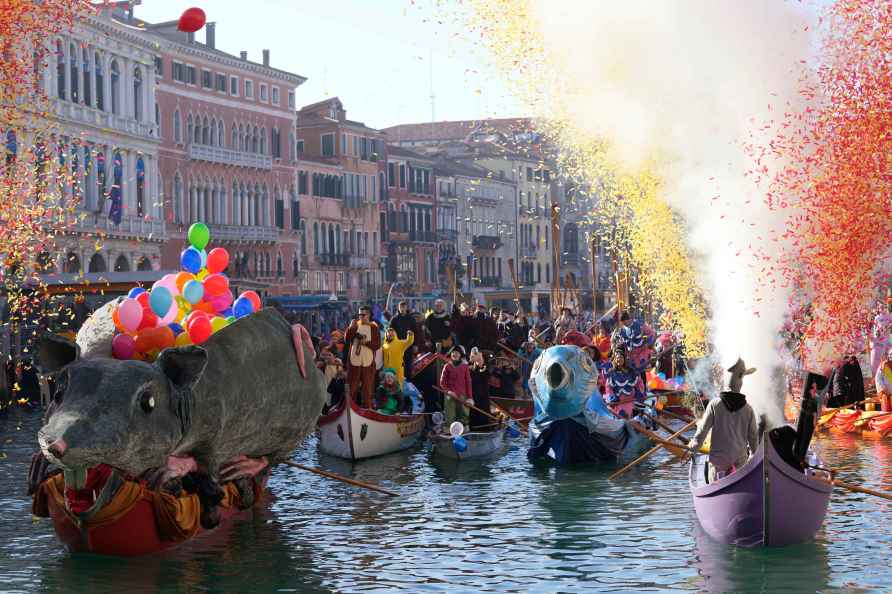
[507,421,520,438]
[180,247,202,274]
[182,279,204,305]
[233,296,254,319]
[148,286,173,317]
[168,323,184,336]
[452,436,468,453]
[199,249,208,268]
[220,307,234,318]
[127,287,146,299]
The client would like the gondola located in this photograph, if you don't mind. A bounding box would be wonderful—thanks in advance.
[431,427,507,460]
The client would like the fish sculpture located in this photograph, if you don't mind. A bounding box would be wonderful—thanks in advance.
[527,345,650,465]
[33,307,325,527]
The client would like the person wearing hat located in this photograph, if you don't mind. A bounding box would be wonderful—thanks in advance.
[382,326,414,389]
[604,347,646,418]
[425,299,452,354]
[345,305,382,409]
[688,358,759,482]
[439,345,472,428]
[375,368,405,415]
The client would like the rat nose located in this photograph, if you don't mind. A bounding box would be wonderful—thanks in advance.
[546,362,568,389]
[47,438,68,459]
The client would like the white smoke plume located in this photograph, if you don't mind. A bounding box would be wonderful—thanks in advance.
[528,1,817,423]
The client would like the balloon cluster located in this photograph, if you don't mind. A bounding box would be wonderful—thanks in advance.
[111,223,261,361]
[449,421,468,453]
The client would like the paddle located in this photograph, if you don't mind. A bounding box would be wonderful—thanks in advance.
[830,479,892,502]
[432,385,528,436]
[282,460,399,497]
[654,407,696,424]
[637,409,693,438]
[609,418,699,480]
[630,425,709,455]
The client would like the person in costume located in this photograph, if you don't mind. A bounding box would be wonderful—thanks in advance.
[425,299,452,353]
[874,349,892,412]
[604,348,646,419]
[468,347,493,431]
[519,340,542,397]
[553,307,576,345]
[345,305,381,409]
[688,358,759,482]
[382,327,414,389]
[827,354,864,408]
[870,308,892,376]
[592,320,612,362]
[375,368,405,415]
[439,345,472,428]
[390,301,419,381]
[612,311,655,386]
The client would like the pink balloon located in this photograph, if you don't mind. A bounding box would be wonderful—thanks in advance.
[209,291,233,312]
[118,298,143,333]
[153,274,180,296]
[112,333,136,360]
[159,300,179,326]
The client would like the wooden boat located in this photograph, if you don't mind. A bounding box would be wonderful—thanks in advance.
[689,433,832,547]
[431,428,507,460]
[317,393,425,460]
[490,396,533,422]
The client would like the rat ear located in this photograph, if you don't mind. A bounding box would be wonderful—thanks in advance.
[36,334,80,375]
[156,346,208,391]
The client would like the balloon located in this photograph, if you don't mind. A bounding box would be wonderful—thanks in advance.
[112,307,126,334]
[168,323,184,336]
[184,310,209,330]
[210,316,228,333]
[193,300,216,314]
[149,286,172,317]
[449,421,464,437]
[127,287,146,299]
[175,332,193,347]
[452,436,468,453]
[175,271,194,293]
[187,222,210,250]
[159,300,179,326]
[199,250,208,268]
[240,290,261,313]
[188,315,212,344]
[180,247,202,274]
[225,316,236,324]
[136,291,150,307]
[177,7,206,33]
[208,292,232,313]
[153,275,180,297]
[220,307,234,319]
[138,306,158,330]
[112,334,136,360]
[233,296,254,319]
[182,280,204,304]
[117,298,143,333]
[203,273,229,296]
[206,247,230,274]
[196,268,208,280]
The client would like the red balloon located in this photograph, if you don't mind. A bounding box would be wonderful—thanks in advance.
[203,273,229,296]
[138,306,158,330]
[188,316,212,345]
[206,248,230,274]
[136,292,149,307]
[241,290,261,313]
[177,7,206,33]
[184,310,209,331]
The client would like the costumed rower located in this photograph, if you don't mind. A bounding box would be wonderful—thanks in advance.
[345,305,381,409]
[874,349,892,412]
[468,347,492,431]
[440,345,472,428]
[382,327,414,389]
[603,347,646,419]
[688,358,759,482]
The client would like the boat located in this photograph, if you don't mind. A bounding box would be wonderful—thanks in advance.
[689,432,832,547]
[317,392,425,460]
[490,396,534,423]
[431,428,507,460]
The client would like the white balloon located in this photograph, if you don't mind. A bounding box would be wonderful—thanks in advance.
[449,421,464,437]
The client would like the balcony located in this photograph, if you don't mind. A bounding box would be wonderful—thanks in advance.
[188,144,272,170]
[71,211,166,242]
[476,276,502,288]
[54,100,159,141]
[520,245,538,258]
[204,224,279,243]
[350,256,372,269]
[319,253,349,267]
[472,235,502,250]
[437,229,459,243]
[387,231,410,242]
[518,205,546,219]
[409,230,436,243]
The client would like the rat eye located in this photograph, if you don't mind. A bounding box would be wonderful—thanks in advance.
[139,389,155,413]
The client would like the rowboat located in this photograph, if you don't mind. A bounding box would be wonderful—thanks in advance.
[689,432,832,547]
[431,428,507,460]
[490,396,534,422]
[317,393,425,460]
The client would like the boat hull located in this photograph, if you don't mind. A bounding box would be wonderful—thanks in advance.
[490,397,533,422]
[527,417,651,466]
[432,429,506,460]
[318,395,424,460]
[690,434,831,547]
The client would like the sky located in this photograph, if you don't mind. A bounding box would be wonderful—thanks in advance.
[133,0,521,129]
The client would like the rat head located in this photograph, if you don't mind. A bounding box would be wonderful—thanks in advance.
[35,334,207,478]
[529,345,598,420]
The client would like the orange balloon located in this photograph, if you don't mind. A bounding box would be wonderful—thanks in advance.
[112,307,127,334]
[175,271,194,293]
[193,300,216,314]
[135,326,176,352]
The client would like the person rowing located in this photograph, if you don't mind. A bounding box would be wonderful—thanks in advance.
[687,357,759,482]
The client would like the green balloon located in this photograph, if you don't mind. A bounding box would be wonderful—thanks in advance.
[226,316,236,324]
[188,222,210,250]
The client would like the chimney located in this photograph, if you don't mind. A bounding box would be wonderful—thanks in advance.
[262,49,270,67]
[206,22,216,49]
[240,51,248,61]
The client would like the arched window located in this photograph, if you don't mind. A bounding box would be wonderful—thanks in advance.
[95,151,105,206]
[400,204,408,232]
[55,41,66,99]
[135,156,145,217]
[300,220,307,255]
[82,48,91,107]
[70,43,79,103]
[35,251,55,274]
[64,252,81,274]
[110,59,120,114]
[327,224,335,256]
[232,125,238,149]
[252,126,259,153]
[109,150,123,223]
[137,256,153,271]
[260,128,267,155]
[187,114,193,144]
[201,116,209,145]
[193,116,201,144]
[335,224,341,254]
[292,253,299,277]
[313,222,319,255]
[173,174,182,223]
[94,53,104,111]
[173,110,181,143]
[88,253,107,273]
[217,120,225,148]
[238,124,244,151]
[113,254,130,272]
[133,66,142,120]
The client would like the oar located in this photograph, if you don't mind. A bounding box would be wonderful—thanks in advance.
[831,479,892,502]
[653,406,696,424]
[282,460,398,497]
[489,398,531,431]
[854,410,892,427]
[498,343,523,358]
[609,418,698,480]
[432,385,527,435]
[638,409,693,437]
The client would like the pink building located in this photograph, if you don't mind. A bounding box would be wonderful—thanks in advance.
[143,19,305,297]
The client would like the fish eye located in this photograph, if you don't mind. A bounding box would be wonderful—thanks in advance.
[139,389,155,414]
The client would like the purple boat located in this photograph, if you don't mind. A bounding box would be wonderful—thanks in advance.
[689,433,832,547]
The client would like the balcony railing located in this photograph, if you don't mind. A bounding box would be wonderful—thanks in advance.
[319,253,349,267]
[54,101,159,141]
[472,235,502,250]
[409,230,436,243]
[188,143,272,170]
[350,256,371,269]
[476,276,502,288]
[207,224,279,243]
[437,229,459,242]
[71,211,166,241]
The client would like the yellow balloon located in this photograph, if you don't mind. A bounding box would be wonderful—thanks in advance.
[196,269,209,280]
[210,316,228,333]
[175,333,193,347]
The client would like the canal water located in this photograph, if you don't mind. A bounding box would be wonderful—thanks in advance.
[0,407,889,593]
